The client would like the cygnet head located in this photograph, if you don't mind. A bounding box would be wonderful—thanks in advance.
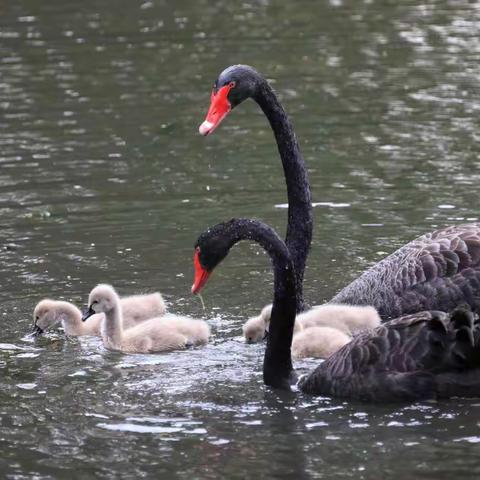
[33,299,57,336]
[82,284,119,321]
[243,315,265,343]
[242,304,272,343]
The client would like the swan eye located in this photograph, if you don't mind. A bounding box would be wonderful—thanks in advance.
[35,315,39,321]
[228,81,236,88]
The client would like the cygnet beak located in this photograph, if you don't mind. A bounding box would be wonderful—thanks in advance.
[32,325,43,337]
[82,306,96,322]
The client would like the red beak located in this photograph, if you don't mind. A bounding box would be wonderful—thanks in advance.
[192,248,211,294]
[198,84,234,136]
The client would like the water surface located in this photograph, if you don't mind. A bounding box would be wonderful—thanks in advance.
[1,0,480,478]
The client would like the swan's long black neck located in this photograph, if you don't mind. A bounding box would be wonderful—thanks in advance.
[254,81,312,313]
[221,219,297,388]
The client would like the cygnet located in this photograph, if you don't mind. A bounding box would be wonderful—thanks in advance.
[33,291,166,337]
[83,284,209,353]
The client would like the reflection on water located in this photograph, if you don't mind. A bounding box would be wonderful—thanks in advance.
[1,0,480,477]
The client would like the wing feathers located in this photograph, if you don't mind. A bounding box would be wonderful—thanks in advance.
[300,307,480,401]
[332,224,480,319]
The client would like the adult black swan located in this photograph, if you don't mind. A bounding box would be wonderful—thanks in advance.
[332,224,480,319]
[192,218,480,402]
[199,65,312,312]
[199,65,480,320]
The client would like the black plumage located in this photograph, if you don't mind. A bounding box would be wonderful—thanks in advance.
[195,219,480,402]
[332,224,480,319]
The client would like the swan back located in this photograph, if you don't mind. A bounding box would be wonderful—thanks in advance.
[332,223,480,318]
[299,307,480,401]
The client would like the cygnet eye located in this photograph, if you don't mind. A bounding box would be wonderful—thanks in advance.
[35,315,39,321]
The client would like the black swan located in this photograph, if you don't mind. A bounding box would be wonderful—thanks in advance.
[192,218,480,402]
[199,64,312,312]
[198,65,480,321]
[332,224,480,319]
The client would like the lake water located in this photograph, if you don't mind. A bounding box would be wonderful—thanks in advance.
[1,0,480,478]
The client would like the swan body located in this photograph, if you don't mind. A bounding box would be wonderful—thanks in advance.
[193,218,480,402]
[299,308,480,401]
[83,284,208,353]
[33,292,166,337]
[292,326,351,359]
[332,223,480,319]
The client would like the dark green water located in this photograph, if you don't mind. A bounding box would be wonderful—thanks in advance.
[1,0,480,478]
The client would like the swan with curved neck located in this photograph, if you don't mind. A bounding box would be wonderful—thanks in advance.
[199,65,312,312]
[200,66,480,321]
[193,219,480,401]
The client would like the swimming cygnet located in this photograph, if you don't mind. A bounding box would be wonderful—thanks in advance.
[291,326,351,359]
[242,304,272,343]
[242,303,380,342]
[83,284,209,353]
[243,304,304,342]
[297,304,381,335]
[33,292,166,337]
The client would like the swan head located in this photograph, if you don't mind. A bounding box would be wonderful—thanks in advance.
[83,284,118,321]
[33,299,57,336]
[191,220,239,294]
[199,65,262,136]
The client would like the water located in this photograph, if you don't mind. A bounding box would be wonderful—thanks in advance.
[1,0,480,477]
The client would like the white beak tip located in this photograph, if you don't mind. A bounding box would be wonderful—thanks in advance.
[199,121,214,136]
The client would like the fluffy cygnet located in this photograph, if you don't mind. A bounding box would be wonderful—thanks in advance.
[243,304,304,342]
[242,304,272,343]
[159,313,210,345]
[297,304,381,335]
[242,303,380,342]
[118,292,166,324]
[33,299,104,336]
[291,326,351,359]
[84,284,209,353]
[33,292,166,337]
